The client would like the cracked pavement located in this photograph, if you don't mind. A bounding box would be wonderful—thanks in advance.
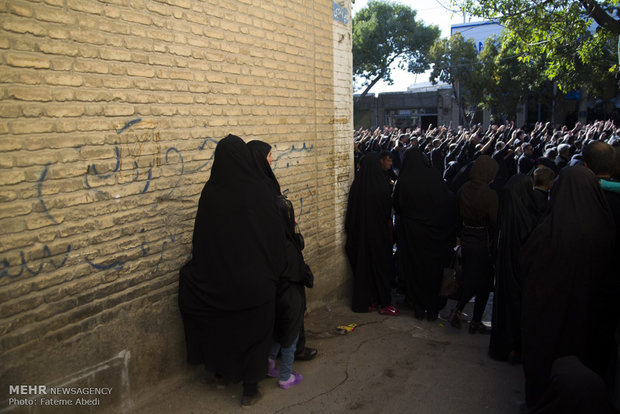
[132,301,524,414]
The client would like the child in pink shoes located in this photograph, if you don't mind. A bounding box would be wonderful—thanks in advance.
[268,338,303,389]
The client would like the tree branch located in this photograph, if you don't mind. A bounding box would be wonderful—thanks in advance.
[482,0,556,20]
[359,72,384,98]
[577,0,620,35]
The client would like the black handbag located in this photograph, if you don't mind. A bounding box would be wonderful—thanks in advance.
[439,246,462,299]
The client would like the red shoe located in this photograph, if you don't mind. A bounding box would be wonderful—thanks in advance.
[379,305,400,316]
[368,303,378,312]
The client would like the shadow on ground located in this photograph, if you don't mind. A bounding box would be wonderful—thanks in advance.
[131,299,524,414]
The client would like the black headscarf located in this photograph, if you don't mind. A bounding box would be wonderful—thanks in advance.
[178,134,287,383]
[394,147,457,243]
[246,140,281,196]
[186,134,286,303]
[345,152,393,312]
[459,155,499,228]
[246,140,304,253]
[489,174,543,361]
[520,166,615,407]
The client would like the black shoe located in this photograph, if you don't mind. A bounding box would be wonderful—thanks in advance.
[469,321,491,334]
[241,390,263,408]
[450,309,462,329]
[294,347,318,361]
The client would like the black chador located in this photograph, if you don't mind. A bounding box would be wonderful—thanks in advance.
[247,140,313,350]
[489,174,543,362]
[393,147,458,320]
[178,135,287,384]
[520,166,615,408]
[345,152,393,313]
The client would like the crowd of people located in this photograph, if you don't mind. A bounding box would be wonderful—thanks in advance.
[348,119,619,413]
[173,119,619,411]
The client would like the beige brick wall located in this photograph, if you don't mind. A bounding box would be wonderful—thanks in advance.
[0,0,353,410]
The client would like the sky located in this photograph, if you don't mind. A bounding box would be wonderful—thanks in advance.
[351,0,471,95]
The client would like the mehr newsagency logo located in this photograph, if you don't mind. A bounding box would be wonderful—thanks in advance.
[8,385,113,407]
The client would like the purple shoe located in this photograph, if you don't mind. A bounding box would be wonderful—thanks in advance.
[267,358,278,378]
[278,371,303,389]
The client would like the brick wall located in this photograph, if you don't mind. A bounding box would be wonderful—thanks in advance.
[0,0,353,411]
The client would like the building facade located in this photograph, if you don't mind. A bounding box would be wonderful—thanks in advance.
[0,0,354,411]
[355,84,456,130]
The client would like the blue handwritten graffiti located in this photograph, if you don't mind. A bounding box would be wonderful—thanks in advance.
[139,163,152,194]
[0,245,72,279]
[85,257,124,271]
[273,142,314,168]
[84,118,152,195]
[84,142,152,195]
[298,184,316,218]
[162,148,184,198]
[117,117,142,134]
[90,144,121,179]
[38,163,58,225]
[5,123,318,280]
[184,138,218,173]
[83,143,120,195]
[280,184,315,225]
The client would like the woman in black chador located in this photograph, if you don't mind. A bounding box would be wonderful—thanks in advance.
[345,152,399,315]
[246,140,315,383]
[393,147,458,320]
[178,135,287,408]
[520,166,615,409]
[450,155,499,333]
[488,174,543,362]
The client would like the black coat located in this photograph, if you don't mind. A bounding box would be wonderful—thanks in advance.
[518,153,536,175]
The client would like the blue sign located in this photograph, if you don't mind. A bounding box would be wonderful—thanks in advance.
[333,2,349,24]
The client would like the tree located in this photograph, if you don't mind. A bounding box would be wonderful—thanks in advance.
[428,33,484,125]
[477,35,549,121]
[456,0,619,94]
[353,0,440,98]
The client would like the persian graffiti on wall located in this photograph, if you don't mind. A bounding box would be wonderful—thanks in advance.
[0,118,315,280]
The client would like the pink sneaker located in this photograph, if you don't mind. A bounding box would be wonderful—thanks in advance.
[278,371,303,389]
[267,358,278,378]
[379,305,401,316]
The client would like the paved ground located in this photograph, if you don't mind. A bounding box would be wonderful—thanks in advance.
[132,299,525,414]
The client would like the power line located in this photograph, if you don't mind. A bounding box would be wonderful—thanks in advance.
[431,0,463,15]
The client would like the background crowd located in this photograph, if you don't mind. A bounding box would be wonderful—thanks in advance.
[347,119,620,413]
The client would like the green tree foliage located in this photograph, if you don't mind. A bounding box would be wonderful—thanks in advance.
[428,33,484,125]
[456,0,619,94]
[478,35,549,120]
[353,0,440,97]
